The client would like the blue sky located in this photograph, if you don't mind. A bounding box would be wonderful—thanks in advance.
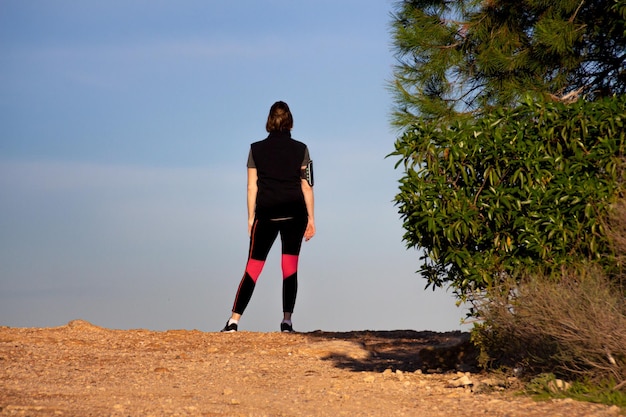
[0,1,469,332]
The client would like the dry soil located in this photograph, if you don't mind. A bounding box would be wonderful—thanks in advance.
[1,320,623,417]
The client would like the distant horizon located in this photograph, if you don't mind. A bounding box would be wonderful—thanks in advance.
[7,317,472,334]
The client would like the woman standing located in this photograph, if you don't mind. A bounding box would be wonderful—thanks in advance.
[222,101,315,333]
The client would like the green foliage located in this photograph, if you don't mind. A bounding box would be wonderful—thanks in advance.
[391,0,626,121]
[390,0,626,300]
[526,373,626,408]
[390,95,626,295]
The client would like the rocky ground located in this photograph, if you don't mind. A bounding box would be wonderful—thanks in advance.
[1,320,623,417]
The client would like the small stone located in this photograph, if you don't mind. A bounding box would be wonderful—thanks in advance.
[548,379,571,393]
[481,377,508,388]
[223,388,233,395]
[447,374,472,388]
[363,375,376,383]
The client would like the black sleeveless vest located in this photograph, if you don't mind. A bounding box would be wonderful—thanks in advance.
[250,131,308,220]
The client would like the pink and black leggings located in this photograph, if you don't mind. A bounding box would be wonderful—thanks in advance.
[232,216,307,316]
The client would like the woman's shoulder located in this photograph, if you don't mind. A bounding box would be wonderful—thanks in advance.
[250,137,266,146]
[290,137,308,149]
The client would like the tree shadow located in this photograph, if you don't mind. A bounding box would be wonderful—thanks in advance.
[304,330,479,374]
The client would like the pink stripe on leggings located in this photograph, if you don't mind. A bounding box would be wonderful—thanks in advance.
[245,259,265,283]
[281,254,299,279]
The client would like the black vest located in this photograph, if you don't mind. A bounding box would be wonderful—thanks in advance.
[250,131,308,220]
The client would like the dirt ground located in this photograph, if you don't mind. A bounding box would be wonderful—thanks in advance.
[1,320,623,417]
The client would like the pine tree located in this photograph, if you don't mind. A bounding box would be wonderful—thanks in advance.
[391,0,626,122]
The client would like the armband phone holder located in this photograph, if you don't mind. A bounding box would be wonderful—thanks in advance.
[303,160,314,186]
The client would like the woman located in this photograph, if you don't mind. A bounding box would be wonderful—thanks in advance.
[222,101,315,333]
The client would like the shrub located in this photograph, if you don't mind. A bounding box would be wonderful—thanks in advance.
[472,266,626,390]
[391,95,626,298]
[606,196,626,286]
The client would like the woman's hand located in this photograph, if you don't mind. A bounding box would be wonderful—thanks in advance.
[304,218,315,241]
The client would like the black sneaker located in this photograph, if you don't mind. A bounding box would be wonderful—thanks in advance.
[221,321,237,332]
[280,322,295,333]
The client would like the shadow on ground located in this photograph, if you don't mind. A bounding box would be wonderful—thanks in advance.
[303,330,479,374]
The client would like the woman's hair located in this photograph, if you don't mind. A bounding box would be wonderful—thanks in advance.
[266,101,293,132]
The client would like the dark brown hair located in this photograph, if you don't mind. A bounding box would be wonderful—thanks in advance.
[265,101,293,132]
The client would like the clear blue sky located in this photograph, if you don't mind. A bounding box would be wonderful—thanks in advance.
[0,1,469,332]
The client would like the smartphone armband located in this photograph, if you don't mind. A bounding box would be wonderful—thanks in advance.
[302,160,314,186]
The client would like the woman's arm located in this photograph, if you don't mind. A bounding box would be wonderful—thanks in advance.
[301,173,315,241]
[247,168,258,235]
